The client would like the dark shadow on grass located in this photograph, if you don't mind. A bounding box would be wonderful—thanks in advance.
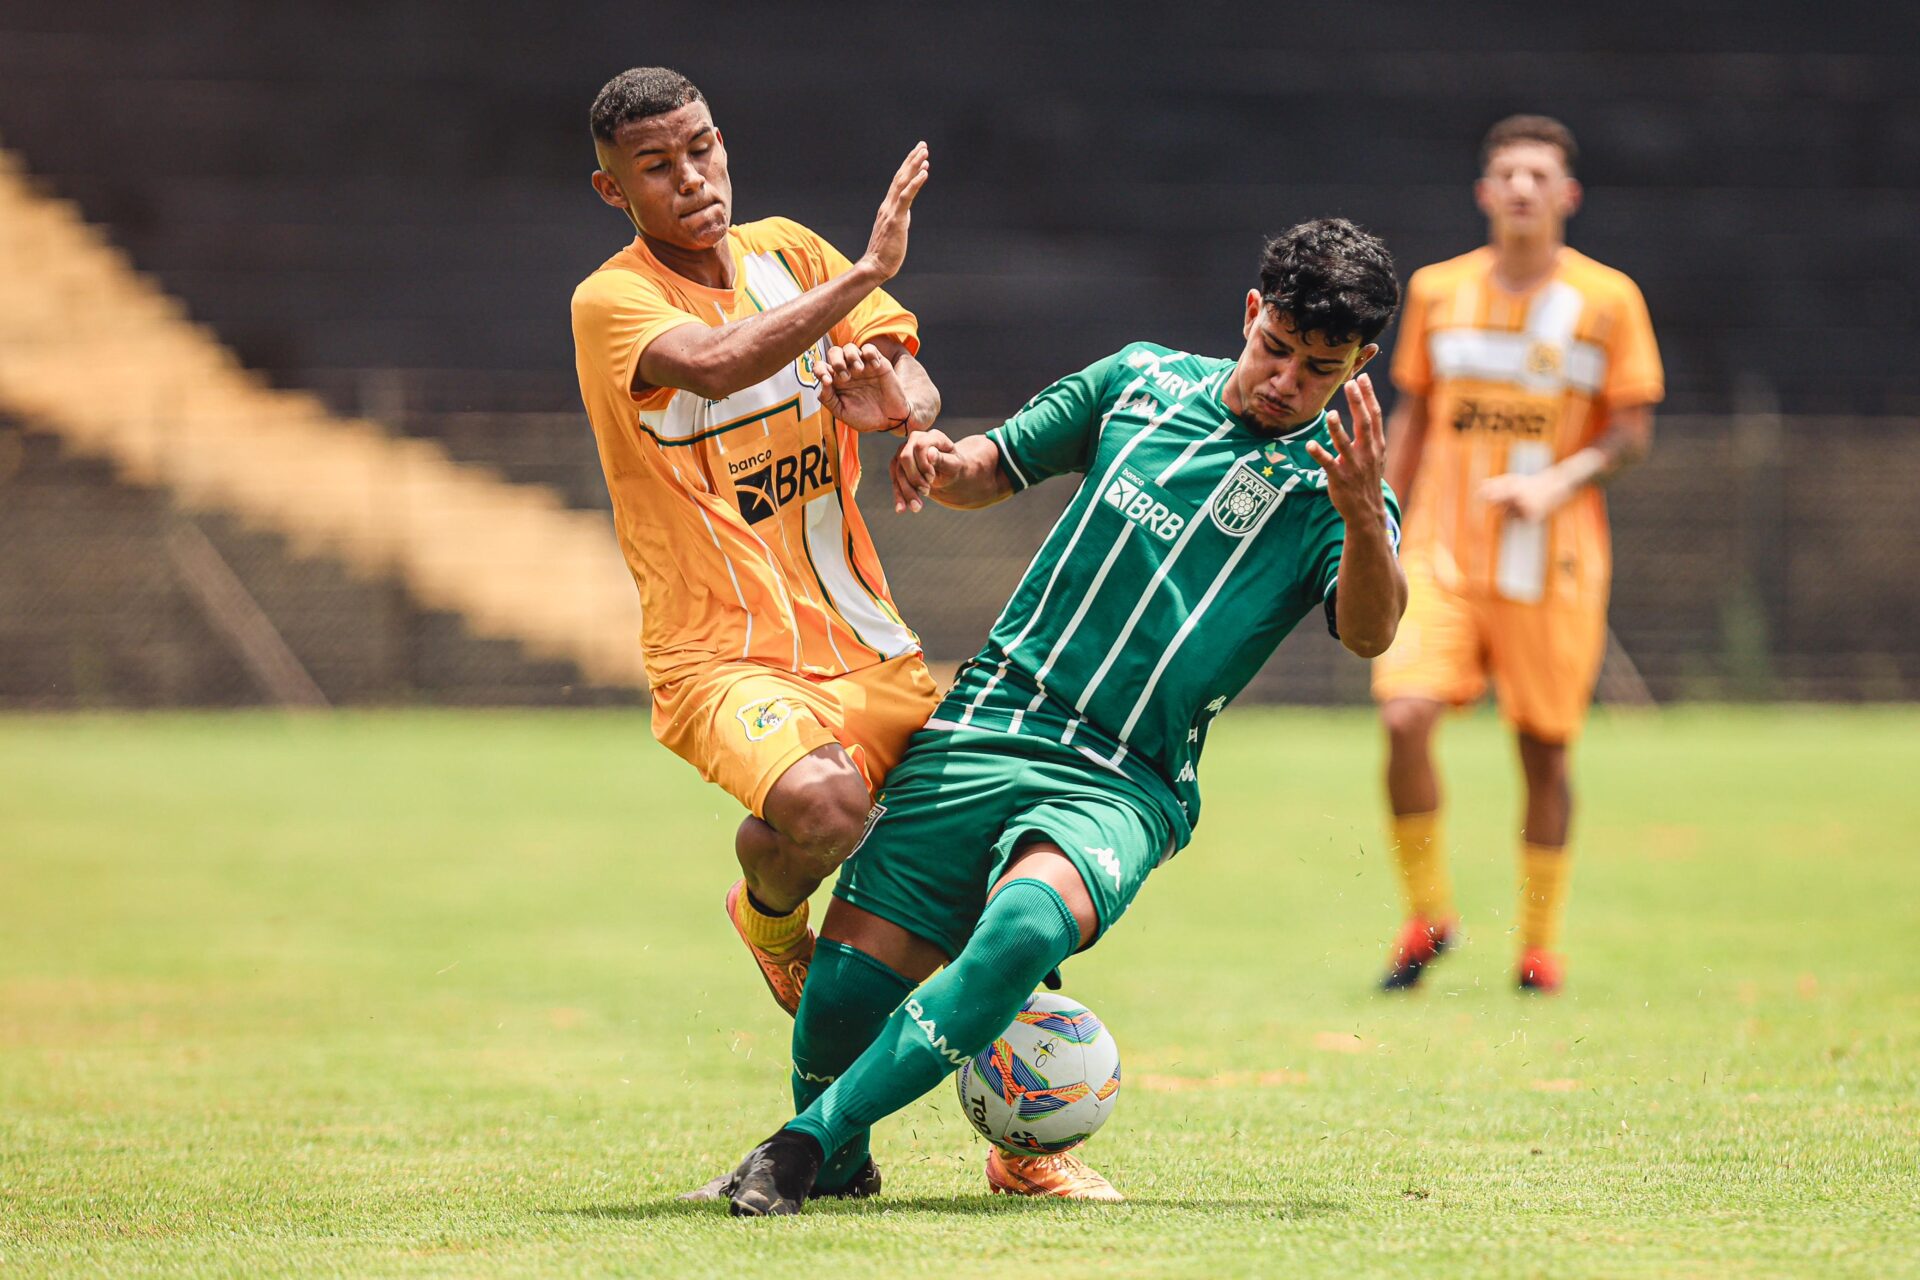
[556,1194,1344,1221]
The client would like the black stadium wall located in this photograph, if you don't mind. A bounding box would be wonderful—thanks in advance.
[2,0,1916,703]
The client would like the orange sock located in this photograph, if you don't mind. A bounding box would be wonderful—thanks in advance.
[1391,811,1453,923]
[733,886,809,953]
[1519,843,1571,953]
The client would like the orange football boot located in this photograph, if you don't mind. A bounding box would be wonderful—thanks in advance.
[1380,915,1455,991]
[725,880,813,1017]
[1517,947,1564,994]
[986,1147,1124,1202]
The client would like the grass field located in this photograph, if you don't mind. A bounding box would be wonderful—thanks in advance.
[3,707,1916,1278]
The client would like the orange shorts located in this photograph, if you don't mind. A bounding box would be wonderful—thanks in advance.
[1371,558,1606,742]
[650,652,941,817]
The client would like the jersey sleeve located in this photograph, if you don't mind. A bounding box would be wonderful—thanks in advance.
[985,351,1124,490]
[570,270,706,408]
[772,218,921,355]
[1603,279,1664,407]
[1388,269,1434,397]
[1310,482,1404,637]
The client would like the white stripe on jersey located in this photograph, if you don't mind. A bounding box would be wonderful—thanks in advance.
[959,365,1169,725]
[1070,450,1260,716]
[1017,389,1205,699]
[695,504,753,661]
[992,433,1032,489]
[803,493,918,660]
[1117,473,1302,741]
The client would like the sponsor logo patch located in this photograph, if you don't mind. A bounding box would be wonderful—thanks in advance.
[1101,466,1186,542]
[1209,465,1282,537]
[732,442,836,524]
[736,697,794,742]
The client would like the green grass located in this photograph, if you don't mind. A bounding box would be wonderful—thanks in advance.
[2,707,1916,1278]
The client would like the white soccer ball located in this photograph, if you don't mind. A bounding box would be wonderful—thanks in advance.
[954,991,1121,1155]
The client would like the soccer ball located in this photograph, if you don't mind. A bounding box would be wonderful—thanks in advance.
[954,991,1121,1155]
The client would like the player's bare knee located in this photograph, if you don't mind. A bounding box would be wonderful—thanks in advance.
[780,775,875,875]
[1382,698,1441,750]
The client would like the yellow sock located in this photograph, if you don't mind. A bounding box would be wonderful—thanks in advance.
[1391,811,1453,922]
[733,887,810,953]
[1519,843,1571,953]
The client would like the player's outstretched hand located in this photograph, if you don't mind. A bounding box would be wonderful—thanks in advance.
[862,142,930,282]
[818,341,913,433]
[891,427,957,513]
[1305,373,1389,522]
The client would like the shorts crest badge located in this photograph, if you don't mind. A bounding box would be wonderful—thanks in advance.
[737,697,794,742]
[1208,464,1283,537]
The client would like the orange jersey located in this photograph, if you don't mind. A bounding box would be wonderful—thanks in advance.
[572,217,921,687]
[1391,246,1663,605]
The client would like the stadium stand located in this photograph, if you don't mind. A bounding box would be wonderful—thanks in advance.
[0,146,646,703]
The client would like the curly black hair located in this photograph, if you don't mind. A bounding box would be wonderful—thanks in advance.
[1257,219,1400,346]
[590,67,705,143]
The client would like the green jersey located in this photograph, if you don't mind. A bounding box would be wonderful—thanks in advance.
[923,342,1401,845]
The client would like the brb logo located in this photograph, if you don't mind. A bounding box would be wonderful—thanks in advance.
[730,442,836,523]
[1102,467,1185,542]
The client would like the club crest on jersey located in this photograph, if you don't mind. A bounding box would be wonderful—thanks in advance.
[794,347,823,389]
[1526,341,1564,379]
[1209,465,1282,537]
[737,697,794,742]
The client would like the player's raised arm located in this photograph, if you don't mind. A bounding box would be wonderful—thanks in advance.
[1306,373,1408,658]
[634,143,931,400]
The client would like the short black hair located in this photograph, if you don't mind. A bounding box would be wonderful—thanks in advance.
[1480,114,1578,176]
[1257,219,1400,347]
[591,67,705,143]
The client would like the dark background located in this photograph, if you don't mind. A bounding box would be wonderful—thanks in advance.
[2,0,1917,704]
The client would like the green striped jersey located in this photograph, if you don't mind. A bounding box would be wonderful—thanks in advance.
[924,342,1401,845]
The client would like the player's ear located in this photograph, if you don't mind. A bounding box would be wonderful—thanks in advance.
[1473,175,1496,219]
[1561,177,1584,218]
[1242,289,1261,338]
[1352,343,1381,375]
[591,169,629,211]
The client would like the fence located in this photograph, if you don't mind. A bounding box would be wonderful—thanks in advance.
[3,408,1917,707]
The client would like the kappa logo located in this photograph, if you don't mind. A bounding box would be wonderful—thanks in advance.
[1175,760,1197,783]
[733,442,835,523]
[850,801,887,855]
[1088,846,1123,889]
[906,997,971,1067]
[736,697,794,742]
[1209,465,1283,537]
[1102,467,1186,542]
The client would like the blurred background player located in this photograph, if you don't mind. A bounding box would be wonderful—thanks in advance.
[571,68,942,1015]
[1371,115,1664,993]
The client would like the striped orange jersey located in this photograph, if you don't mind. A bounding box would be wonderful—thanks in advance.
[572,217,920,688]
[1391,246,1663,605]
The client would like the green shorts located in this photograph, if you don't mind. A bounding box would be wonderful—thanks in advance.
[833,734,1174,960]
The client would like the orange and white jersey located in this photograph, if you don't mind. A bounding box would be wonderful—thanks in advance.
[572,217,920,688]
[1391,246,1663,606]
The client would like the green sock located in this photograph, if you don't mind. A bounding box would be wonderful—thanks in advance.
[791,937,912,1192]
[786,879,1080,1160]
